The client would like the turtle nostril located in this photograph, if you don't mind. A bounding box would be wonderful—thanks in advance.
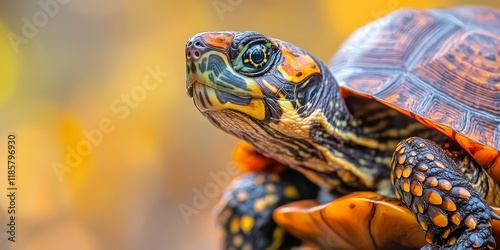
[186,49,202,61]
[186,36,206,62]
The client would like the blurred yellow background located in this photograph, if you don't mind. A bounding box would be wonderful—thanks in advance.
[0,1,499,249]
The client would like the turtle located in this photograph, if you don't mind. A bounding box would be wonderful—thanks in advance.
[185,6,500,250]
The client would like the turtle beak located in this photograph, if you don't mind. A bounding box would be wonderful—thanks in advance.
[185,32,236,98]
[185,34,208,98]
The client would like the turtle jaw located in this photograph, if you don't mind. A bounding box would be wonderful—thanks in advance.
[188,80,268,121]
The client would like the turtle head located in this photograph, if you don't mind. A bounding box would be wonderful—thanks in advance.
[186,31,351,188]
[186,31,328,121]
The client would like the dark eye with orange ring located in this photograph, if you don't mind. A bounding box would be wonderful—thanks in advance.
[233,42,276,76]
[243,44,269,68]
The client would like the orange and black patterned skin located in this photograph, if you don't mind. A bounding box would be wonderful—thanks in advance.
[186,6,500,250]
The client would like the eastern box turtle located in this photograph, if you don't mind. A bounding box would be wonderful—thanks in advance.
[185,6,500,250]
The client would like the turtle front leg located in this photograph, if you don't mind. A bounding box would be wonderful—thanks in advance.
[391,137,499,249]
[216,141,319,249]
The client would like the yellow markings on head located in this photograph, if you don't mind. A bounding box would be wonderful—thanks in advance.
[242,77,266,98]
[283,185,300,199]
[262,79,279,95]
[194,84,267,120]
[240,215,255,234]
[189,49,273,120]
[275,41,320,84]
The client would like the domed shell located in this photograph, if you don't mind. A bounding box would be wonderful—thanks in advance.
[330,7,500,176]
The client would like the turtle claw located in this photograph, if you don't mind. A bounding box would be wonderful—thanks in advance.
[491,211,500,221]
[448,227,493,249]
[422,233,496,250]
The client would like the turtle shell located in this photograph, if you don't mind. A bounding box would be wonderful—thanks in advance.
[330,7,500,179]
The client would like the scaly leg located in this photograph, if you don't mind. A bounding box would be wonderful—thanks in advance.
[391,137,500,249]
[216,141,319,249]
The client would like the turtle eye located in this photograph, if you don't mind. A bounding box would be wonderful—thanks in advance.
[234,42,276,76]
[243,44,269,68]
